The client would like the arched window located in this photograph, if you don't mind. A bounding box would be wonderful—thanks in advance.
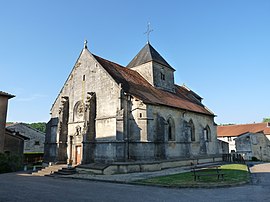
[189,120,195,141]
[203,125,211,141]
[167,117,175,141]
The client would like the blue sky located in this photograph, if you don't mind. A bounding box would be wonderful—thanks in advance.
[0,0,269,124]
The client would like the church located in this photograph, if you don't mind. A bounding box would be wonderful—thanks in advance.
[44,40,219,166]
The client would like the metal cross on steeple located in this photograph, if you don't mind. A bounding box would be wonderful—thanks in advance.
[144,22,153,44]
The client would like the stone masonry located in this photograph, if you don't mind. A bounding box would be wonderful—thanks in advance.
[44,41,219,165]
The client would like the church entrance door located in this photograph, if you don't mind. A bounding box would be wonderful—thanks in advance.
[75,145,82,164]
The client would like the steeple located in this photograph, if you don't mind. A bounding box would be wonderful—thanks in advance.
[127,43,175,92]
[127,43,174,70]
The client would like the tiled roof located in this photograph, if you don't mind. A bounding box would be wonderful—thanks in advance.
[126,43,175,70]
[217,123,270,137]
[93,54,214,116]
[0,91,15,98]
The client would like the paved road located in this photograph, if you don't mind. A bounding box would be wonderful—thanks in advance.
[0,163,270,202]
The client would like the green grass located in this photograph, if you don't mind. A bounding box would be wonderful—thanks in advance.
[135,164,250,188]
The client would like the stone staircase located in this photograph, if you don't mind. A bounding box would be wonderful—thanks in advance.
[53,166,77,175]
[77,163,110,175]
[32,164,69,176]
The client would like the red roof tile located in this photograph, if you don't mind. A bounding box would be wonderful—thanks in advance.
[217,123,270,137]
[93,54,214,116]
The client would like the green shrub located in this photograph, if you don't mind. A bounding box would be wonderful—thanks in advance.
[0,153,23,173]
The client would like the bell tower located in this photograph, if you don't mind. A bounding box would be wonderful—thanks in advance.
[127,43,175,93]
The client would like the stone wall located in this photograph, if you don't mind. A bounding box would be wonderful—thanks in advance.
[4,132,24,156]
[236,132,270,161]
[217,139,229,154]
[47,49,122,163]
[129,62,154,86]
[0,96,9,152]
[128,99,219,161]
[51,49,120,138]
[152,62,175,92]
[128,61,175,92]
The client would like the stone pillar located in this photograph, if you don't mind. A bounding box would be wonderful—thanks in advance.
[182,120,191,157]
[44,119,52,162]
[0,93,14,153]
[82,92,96,164]
[44,117,59,163]
[154,114,166,160]
[199,130,207,155]
[57,96,69,163]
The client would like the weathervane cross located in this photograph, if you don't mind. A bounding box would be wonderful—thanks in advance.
[144,22,153,43]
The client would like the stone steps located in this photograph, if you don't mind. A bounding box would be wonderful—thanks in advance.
[53,167,77,175]
[32,164,68,176]
[77,163,109,175]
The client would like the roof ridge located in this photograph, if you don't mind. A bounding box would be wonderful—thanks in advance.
[93,54,125,69]
[93,53,213,116]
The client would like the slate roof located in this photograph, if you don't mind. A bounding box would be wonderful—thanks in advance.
[6,123,45,136]
[93,54,214,116]
[0,91,15,98]
[217,123,270,137]
[5,128,30,140]
[126,43,175,70]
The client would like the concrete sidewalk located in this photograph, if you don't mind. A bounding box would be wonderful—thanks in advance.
[248,162,270,173]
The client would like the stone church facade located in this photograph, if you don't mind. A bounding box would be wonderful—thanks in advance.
[44,42,219,165]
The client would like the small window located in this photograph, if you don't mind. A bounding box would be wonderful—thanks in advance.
[34,141,40,146]
[139,113,142,118]
[83,75,86,81]
[203,126,211,141]
[228,137,232,141]
[168,125,173,140]
[160,72,165,80]
[167,117,175,141]
[189,120,195,141]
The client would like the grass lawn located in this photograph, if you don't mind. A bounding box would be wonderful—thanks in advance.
[135,164,250,188]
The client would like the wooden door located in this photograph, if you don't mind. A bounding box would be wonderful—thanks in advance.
[75,145,82,165]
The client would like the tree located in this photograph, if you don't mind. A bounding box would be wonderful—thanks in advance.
[262,118,270,123]
[26,122,46,133]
